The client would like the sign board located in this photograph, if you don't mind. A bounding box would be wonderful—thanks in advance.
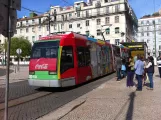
[16,48,22,55]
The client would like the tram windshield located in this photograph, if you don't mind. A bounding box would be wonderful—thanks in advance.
[31,41,60,59]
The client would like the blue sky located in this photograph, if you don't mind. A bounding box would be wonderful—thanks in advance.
[18,0,161,19]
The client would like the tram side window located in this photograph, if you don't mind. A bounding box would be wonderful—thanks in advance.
[77,47,90,67]
[60,46,74,73]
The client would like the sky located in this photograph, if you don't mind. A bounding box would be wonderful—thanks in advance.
[17,0,161,19]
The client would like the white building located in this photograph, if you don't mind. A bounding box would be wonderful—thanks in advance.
[0,0,137,64]
[137,14,161,57]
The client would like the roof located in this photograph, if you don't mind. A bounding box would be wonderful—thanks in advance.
[121,42,148,49]
[17,14,44,21]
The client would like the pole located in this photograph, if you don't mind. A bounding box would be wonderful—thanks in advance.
[153,20,157,58]
[17,55,19,72]
[4,0,12,119]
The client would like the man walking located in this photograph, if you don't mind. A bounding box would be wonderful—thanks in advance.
[134,55,144,91]
[115,54,122,81]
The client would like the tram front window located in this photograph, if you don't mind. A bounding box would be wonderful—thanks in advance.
[31,41,59,59]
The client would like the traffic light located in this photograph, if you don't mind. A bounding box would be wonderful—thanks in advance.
[0,0,21,37]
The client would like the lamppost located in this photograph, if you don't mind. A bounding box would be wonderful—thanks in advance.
[153,20,157,58]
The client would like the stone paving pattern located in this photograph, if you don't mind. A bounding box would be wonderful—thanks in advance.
[0,66,29,85]
[40,67,161,120]
[0,73,115,120]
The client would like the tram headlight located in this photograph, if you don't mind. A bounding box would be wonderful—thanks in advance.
[29,71,35,75]
[49,71,57,75]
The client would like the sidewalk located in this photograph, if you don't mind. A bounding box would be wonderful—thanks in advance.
[0,66,29,85]
[38,68,161,120]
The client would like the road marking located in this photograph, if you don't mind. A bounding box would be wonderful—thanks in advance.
[0,91,52,111]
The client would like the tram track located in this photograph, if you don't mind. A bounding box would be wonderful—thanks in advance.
[0,73,115,120]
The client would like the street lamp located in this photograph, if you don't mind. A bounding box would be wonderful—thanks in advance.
[153,20,157,58]
[101,24,112,42]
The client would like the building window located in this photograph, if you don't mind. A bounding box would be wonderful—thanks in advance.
[141,39,144,42]
[115,16,119,23]
[38,26,41,31]
[86,11,89,17]
[32,36,35,42]
[26,20,28,25]
[147,27,149,31]
[97,19,101,25]
[105,17,110,24]
[159,45,161,50]
[69,13,72,17]
[20,22,22,27]
[86,31,90,36]
[54,25,56,30]
[20,29,22,33]
[97,8,100,15]
[141,32,144,36]
[146,20,149,25]
[115,39,120,45]
[106,6,109,13]
[86,20,89,26]
[158,19,161,23]
[26,28,29,33]
[106,40,110,43]
[147,32,149,36]
[69,24,72,28]
[32,19,35,24]
[39,35,41,39]
[97,29,101,36]
[77,11,80,17]
[77,23,80,28]
[141,21,144,24]
[115,27,119,34]
[32,27,35,32]
[147,39,150,43]
[115,5,120,12]
[26,36,28,40]
[106,28,110,34]
[61,24,64,29]
[39,18,41,24]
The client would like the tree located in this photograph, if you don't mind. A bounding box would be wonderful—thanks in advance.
[5,36,32,57]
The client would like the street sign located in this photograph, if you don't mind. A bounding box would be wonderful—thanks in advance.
[16,48,22,55]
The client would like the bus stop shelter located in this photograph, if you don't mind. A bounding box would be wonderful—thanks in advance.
[120,42,148,58]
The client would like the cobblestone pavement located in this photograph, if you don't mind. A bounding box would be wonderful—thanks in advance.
[0,66,29,86]
[47,67,161,120]
[0,81,38,103]
[0,73,115,120]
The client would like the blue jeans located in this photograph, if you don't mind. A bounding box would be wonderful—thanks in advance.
[121,70,126,78]
[147,73,153,88]
[136,74,143,90]
[117,68,121,80]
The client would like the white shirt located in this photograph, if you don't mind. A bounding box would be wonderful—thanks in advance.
[146,62,152,68]
[157,60,161,67]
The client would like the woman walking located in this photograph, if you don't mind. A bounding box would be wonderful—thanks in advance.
[126,57,135,87]
[146,56,154,90]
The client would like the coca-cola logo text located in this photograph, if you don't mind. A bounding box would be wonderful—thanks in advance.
[35,64,48,69]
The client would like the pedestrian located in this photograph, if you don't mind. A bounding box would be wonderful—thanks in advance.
[134,55,144,91]
[146,56,154,90]
[142,56,147,85]
[115,54,122,81]
[157,55,161,78]
[121,58,126,78]
[126,56,135,87]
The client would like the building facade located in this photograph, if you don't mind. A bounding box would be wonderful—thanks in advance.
[137,16,161,57]
[0,0,137,64]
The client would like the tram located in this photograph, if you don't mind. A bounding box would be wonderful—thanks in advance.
[28,32,127,87]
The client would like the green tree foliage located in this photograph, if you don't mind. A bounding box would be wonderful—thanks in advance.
[5,37,32,57]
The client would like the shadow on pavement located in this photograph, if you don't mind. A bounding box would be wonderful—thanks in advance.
[0,68,14,77]
[36,72,115,93]
[126,92,136,120]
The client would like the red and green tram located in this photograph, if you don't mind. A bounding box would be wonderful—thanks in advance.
[28,32,115,87]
